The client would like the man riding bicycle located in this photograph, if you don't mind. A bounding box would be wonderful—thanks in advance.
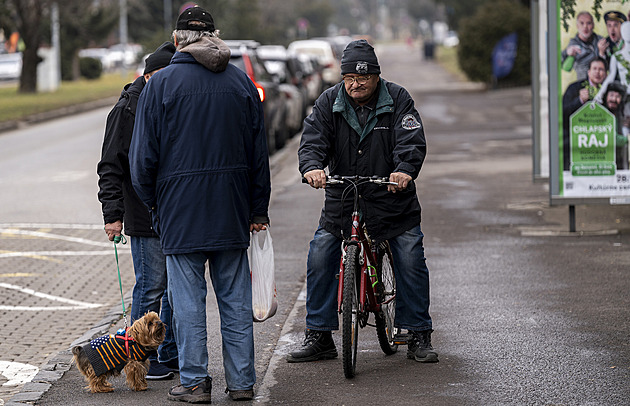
[288,39,438,364]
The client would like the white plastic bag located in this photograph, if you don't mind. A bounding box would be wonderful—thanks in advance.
[249,228,277,322]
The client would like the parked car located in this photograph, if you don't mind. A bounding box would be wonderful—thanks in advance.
[291,53,324,105]
[257,45,307,135]
[0,52,22,80]
[78,48,114,71]
[287,39,341,88]
[225,40,289,153]
[312,35,353,61]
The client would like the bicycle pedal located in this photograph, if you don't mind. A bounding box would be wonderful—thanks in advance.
[392,333,411,345]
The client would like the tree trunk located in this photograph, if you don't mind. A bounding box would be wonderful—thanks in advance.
[14,0,46,93]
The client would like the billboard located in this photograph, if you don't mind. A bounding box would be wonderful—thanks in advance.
[549,0,630,204]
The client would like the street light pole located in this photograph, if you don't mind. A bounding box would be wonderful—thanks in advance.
[51,2,61,87]
[119,0,128,76]
[164,0,172,33]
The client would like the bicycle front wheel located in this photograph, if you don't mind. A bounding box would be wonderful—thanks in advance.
[342,244,360,379]
[376,244,399,355]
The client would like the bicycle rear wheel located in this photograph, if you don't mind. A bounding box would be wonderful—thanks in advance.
[342,244,360,379]
[375,243,399,355]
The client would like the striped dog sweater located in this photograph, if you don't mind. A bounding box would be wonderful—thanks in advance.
[82,328,149,376]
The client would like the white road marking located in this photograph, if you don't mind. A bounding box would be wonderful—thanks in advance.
[0,228,114,247]
[0,250,129,258]
[0,282,103,309]
[0,361,39,387]
[0,223,103,230]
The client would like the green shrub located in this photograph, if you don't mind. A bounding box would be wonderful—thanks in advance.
[457,0,530,86]
[79,57,103,80]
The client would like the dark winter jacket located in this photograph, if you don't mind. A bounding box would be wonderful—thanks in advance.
[97,76,156,237]
[298,79,426,243]
[129,37,271,254]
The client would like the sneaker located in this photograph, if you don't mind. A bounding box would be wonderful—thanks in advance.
[286,329,338,363]
[147,361,176,380]
[225,387,254,401]
[407,329,439,363]
[168,377,212,403]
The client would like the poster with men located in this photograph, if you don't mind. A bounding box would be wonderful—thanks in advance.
[554,0,630,202]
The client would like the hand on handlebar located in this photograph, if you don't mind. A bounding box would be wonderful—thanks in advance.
[304,169,327,189]
[388,172,412,193]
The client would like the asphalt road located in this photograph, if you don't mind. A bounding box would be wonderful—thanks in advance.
[2,42,629,405]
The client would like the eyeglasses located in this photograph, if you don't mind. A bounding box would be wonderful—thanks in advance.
[342,75,372,86]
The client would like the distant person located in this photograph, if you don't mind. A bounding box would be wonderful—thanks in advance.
[601,11,627,68]
[562,57,607,170]
[562,11,604,81]
[129,6,271,403]
[602,81,629,169]
[595,22,630,138]
[288,39,438,365]
[97,41,178,380]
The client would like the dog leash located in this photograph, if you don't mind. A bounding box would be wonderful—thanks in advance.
[113,234,129,329]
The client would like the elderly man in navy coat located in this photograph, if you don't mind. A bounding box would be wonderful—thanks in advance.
[129,6,270,404]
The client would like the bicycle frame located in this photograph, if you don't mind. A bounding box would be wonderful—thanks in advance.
[337,210,381,315]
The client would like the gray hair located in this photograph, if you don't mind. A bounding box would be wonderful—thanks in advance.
[172,29,220,49]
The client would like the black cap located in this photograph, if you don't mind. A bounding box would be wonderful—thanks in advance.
[604,11,627,23]
[143,42,176,75]
[176,6,215,31]
[340,39,380,75]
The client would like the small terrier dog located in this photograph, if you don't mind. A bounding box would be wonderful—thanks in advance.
[72,311,165,393]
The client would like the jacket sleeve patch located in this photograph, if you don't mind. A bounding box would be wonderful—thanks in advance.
[401,114,422,130]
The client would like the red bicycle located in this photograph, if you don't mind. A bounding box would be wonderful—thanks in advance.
[305,175,407,378]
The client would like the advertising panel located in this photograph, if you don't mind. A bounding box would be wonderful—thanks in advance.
[550,0,630,204]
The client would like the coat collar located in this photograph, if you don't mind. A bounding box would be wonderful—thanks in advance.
[333,78,394,141]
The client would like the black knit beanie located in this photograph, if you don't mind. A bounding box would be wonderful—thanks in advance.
[143,41,176,75]
[340,39,381,75]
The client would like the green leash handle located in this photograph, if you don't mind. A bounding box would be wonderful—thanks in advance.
[113,234,128,328]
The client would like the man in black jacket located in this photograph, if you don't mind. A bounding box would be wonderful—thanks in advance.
[287,40,438,364]
[97,42,178,380]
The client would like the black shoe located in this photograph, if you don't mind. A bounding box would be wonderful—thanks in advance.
[147,361,176,380]
[168,377,212,403]
[286,329,338,363]
[225,387,254,401]
[407,329,439,363]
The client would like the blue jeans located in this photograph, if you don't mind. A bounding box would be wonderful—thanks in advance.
[305,225,433,331]
[166,249,255,390]
[130,236,177,364]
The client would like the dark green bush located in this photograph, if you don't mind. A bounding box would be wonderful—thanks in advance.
[79,57,103,80]
[457,0,530,86]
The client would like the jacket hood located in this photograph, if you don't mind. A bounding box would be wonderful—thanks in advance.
[122,75,145,100]
[179,36,231,72]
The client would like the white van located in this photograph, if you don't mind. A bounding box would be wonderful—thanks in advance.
[287,39,341,87]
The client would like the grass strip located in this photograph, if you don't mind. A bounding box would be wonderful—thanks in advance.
[0,73,135,123]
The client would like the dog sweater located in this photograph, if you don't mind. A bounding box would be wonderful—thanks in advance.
[82,328,149,376]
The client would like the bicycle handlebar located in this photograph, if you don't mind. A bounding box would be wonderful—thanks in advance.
[301,175,398,186]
